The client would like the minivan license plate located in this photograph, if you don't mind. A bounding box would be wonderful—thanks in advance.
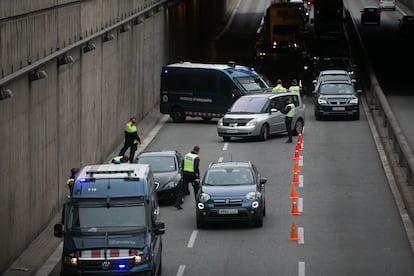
[218,209,238,215]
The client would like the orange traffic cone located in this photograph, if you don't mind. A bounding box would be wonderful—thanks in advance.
[289,184,298,200]
[292,161,301,173]
[291,172,299,185]
[289,221,299,241]
[291,199,300,216]
[295,142,303,152]
[297,132,303,145]
[292,150,301,161]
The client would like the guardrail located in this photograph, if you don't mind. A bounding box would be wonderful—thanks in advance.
[344,4,414,221]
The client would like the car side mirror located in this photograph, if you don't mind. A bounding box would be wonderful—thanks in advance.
[260,176,267,185]
[54,223,63,238]
[270,108,278,113]
[153,221,165,235]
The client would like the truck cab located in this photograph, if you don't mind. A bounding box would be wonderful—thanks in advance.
[54,163,165,276]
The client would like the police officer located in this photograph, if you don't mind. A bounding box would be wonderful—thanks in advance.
[288,79,301,94]
[110,155,129,164]
[281,97,296,143]
[62,168,80,223]
[174,146,201,210]
[119,117,141,163]
[272,79,287,93]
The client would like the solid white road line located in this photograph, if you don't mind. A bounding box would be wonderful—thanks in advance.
[176,265,186,276]
[298,261,306,276]
[187,230,198,248]
[298,227,304,244]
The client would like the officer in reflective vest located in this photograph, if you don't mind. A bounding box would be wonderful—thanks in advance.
[174,146,201,210]
[272,79,287,93]
[281,97,296,143]
[110,155,129,164]
[62,168,80,223]
[288,79,301,94]
[118,117,141,163]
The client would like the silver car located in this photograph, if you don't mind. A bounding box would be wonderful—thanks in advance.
[217,92,305,142]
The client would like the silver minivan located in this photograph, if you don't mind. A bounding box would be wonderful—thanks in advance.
[217,92,305,142]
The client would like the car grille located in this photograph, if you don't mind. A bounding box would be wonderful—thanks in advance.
[222,118,252,127]
[327,98,349,105]
[213,199,243,207]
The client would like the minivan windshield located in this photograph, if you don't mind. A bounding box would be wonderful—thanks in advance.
[229,97,268,113]
[67,204,146,233]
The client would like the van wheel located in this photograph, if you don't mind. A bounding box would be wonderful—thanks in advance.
[171,109,186,123]
[202,117,212,121]
[259,124,269,141]
[293,119,304,135]
[223,136,231,142]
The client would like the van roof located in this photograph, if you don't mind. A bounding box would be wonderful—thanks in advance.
[76,163,151,180]
[163,62,259,77]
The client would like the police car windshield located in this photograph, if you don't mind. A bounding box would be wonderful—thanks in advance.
[229,97,268,113]
[235,76,268,92]
[67,204,147,233]
[136,156,176,173]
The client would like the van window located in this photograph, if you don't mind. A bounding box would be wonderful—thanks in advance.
[165,70,217,93]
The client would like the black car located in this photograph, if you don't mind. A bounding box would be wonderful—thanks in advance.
[135,150,183,203]
[361,7,381,25]
[399,15,414,36]
[195,161,267,228]
[313,80,362,120]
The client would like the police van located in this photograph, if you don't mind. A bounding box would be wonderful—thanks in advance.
[160,61,272,122]
[54,163,165,276]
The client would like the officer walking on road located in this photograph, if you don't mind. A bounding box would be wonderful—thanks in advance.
[288,79,301,94]
[119,117,141,163]
[174,146,201,210]
[281,97,296,143]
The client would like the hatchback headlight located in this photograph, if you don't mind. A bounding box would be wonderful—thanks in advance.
[246,119,257,126]
[349,98,358,104]
[318,98,328,104]
[246,192,257,201]
[199,193,210,203]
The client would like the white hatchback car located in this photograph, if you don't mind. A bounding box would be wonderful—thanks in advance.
[379,0,396,10]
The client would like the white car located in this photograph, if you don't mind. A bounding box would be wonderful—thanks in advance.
[379,0,396,10]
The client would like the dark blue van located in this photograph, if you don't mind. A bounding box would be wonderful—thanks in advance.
[160,61,272,122]
[54,163,164,276]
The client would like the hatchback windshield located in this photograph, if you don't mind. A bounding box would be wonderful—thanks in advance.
[204,168,254,185]
[320,83,354,95]
[137,156,176,173]
[230,97,268,113]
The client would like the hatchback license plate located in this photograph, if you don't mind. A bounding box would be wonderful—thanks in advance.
[218,209,238,215]
[332,107,345,111]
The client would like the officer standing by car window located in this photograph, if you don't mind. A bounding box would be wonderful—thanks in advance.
[174,146,201,210]
[119,117,141,163]
[281,97,296,143]
[272,79,287,93]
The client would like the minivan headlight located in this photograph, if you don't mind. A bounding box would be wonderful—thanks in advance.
[218,118,223,126]
[246,119,257,126]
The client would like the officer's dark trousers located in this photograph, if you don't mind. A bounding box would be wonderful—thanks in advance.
[286,117,293,142]
[119,138,136,163]
[175,172,198,207]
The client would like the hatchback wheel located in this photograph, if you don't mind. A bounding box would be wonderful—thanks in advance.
[259,124,269,141]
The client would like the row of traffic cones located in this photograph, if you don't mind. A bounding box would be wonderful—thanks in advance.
[289,132,303,241]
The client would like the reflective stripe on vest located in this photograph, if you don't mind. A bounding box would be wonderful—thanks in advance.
[66,177,74,198]
[287,103,296,118]
[183,152,198,172]
[125,122,137,133]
